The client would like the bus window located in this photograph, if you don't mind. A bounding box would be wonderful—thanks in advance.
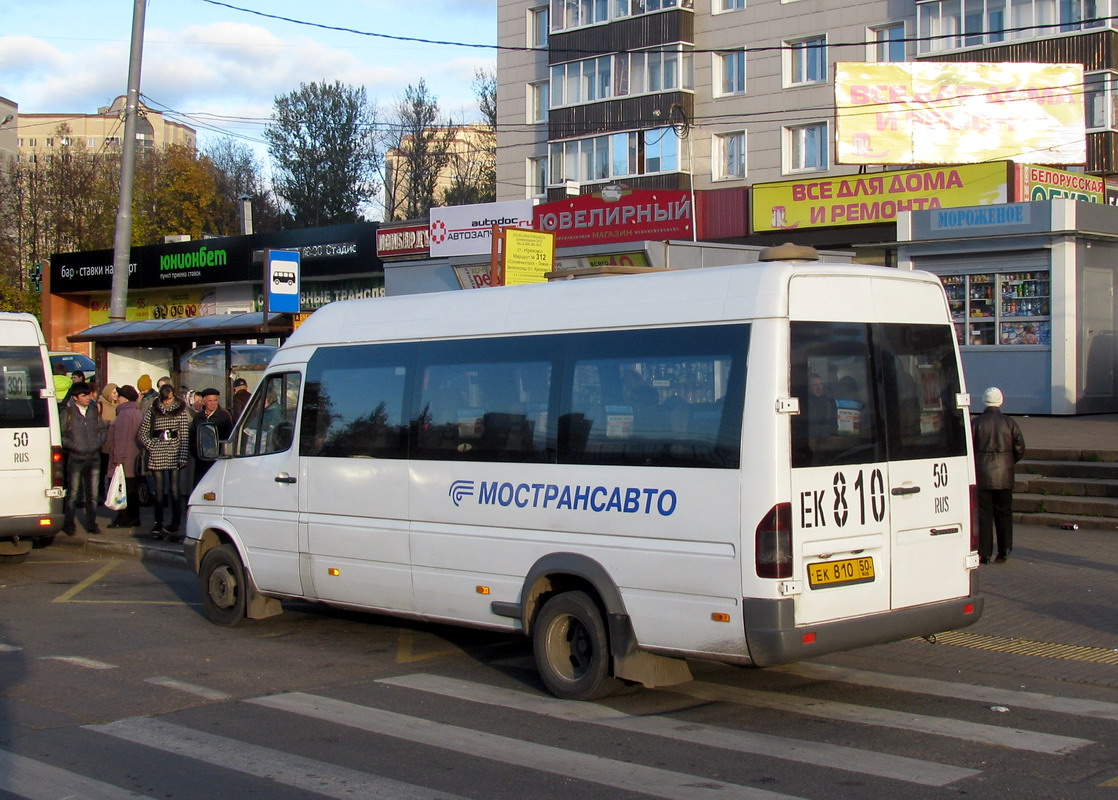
[0,347,50,428]
[877,323,967,461]
[791,322,881,468]
[413,337,555,462]
[300,343,412,459]
[236,372,301,456]
[563,325,747,468]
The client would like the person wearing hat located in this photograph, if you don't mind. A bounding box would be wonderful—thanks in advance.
[972,387,1025,564]
[230,377,251,422]
[191,387,234,488]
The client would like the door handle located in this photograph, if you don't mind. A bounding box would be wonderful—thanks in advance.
[274,474,297,484]
[891,486,920,496]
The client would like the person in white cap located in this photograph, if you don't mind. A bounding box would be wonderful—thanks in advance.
[971,387,1025,564]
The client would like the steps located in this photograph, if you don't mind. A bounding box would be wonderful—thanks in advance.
[1014,447,1118,531]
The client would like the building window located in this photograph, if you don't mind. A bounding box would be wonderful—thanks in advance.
[87,137,97,147]
[786,122,828,172]
[716,0,745,11]
[716,49,746,96]
[551,47,693,108]
[529,5,549,47]
[528,156,548,197]
[550,0,687,33]
[27,138,36,147]
[548,127,682,185]
[45,138,54,147]
[869,23,906,62]
[786,35,827,86]
[915,0,1103,54]
[529,81,550,123]
[1085,71,1118,131]
[713,131,746,180]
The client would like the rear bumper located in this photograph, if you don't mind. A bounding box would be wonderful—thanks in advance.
[744,578,983,667]
[0,511,64,539]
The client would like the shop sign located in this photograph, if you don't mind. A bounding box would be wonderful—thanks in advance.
[376,224,430,258]
[454,265,494,290]
[430,200,535,258]
[252,276,385,312]
[752,162,1009,232]
[89,288,207,324]
[835,62,1086,165]
[1015,165,1104,203]
[535,187,693,247]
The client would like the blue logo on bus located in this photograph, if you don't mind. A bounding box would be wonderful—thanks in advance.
[449,479,677,516]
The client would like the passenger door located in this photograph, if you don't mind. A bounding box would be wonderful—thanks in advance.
[222,372,304,596]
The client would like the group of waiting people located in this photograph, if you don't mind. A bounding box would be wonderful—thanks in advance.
[58,368,249,541]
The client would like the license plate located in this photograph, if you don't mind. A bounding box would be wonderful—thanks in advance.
[807,557,875,589]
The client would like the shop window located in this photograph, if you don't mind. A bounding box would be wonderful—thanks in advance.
[941,272,1050,346]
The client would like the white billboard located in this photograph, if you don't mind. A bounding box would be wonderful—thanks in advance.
[429,200,536,258]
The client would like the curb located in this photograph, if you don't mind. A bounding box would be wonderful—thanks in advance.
[52,532,188,568]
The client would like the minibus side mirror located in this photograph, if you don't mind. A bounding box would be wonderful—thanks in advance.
[197,422,223,460]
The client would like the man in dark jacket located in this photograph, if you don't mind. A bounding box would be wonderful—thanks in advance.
[61,382,108,535]
[972,387,1026,564]
[191,388,234,487]
[230,378,251,422]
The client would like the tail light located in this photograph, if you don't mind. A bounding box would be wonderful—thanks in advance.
[51,445,64,488]
[969,484,979,551]
[756,502,793,578]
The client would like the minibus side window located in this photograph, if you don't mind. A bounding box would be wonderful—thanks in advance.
[412,337,555,463]
[0,347,48,429]
[790,322,882,469]
[235,372,300,456]
[561,325,747,469]
[300,343,412,459]
[876,323,967,461]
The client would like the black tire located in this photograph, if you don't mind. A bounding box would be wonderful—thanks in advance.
[33,536,56,549]
[199,544,248,626]
[533,590,622,701]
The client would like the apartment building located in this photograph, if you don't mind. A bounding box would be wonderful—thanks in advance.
[15,95,196,162]
[496,0,1116,205]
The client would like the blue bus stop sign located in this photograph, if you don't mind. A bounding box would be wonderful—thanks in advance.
[266,249,301,313]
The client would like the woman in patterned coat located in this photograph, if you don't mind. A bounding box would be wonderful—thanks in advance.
[137,384,192,539]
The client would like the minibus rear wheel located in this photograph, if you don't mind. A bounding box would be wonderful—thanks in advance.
[533,590,622,700]
[200,544,247,626]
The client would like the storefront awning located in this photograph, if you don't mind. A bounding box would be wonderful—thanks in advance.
[67,311,292,344]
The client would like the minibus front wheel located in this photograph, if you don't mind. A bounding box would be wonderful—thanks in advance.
[200,544,247,626]
[533,590,623,701]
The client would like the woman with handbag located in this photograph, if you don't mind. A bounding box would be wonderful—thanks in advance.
[107,385,143,528]
[137,384,192,540]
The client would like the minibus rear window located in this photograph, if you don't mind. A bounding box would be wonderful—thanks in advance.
[791,322,966,468]
[0,347,49,429]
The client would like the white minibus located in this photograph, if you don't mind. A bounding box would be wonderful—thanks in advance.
[0,313,65,562]
[186,247,983,699]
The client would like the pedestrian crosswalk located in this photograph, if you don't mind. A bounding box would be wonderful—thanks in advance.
[1,664,1114,800]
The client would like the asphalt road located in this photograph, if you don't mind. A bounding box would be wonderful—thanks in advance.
[0,523,1115,800]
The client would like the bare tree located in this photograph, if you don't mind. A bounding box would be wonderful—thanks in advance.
[204,136,282,232]
[380,80,457,221]
[441,67,497,207]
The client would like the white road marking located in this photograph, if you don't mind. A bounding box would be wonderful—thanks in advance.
[678,680,1092,754]
[0,643,23,652]
[379,673,979,787]
[38,655,117,670]
[251,691,808,800]
[87,717,467,800]
[774,662,1118,721]
[144,677,233,701]
[0,749,154,799]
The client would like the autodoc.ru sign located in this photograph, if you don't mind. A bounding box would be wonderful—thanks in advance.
[429,200,535,258]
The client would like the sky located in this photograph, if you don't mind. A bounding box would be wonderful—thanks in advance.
[3,0,498,157]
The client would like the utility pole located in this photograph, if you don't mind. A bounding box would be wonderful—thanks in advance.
[108,0,148,322]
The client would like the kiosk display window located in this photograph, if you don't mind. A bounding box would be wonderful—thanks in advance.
[941,271,1050,346]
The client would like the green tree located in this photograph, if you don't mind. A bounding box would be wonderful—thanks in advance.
[265,81,380,226]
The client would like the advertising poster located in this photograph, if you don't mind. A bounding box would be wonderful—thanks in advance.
[835,62,1086,165]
